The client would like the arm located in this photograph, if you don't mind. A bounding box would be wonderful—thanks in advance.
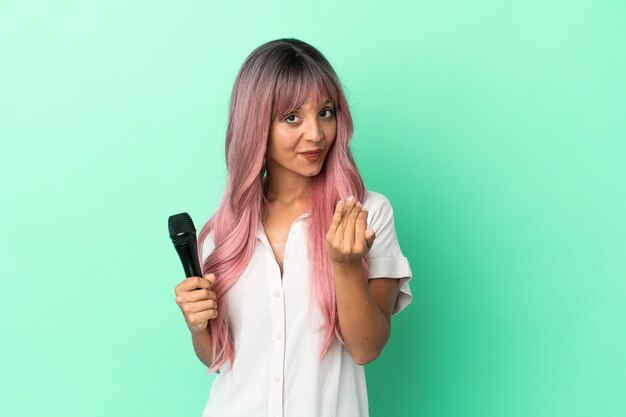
[174,274,219,372]
[327,196,402,365]
[191,327,214,368]
[333,261,399,365]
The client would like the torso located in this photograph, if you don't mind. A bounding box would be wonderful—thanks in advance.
[200,189,406,417]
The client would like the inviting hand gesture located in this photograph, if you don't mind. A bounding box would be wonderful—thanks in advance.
[326,196,376,265]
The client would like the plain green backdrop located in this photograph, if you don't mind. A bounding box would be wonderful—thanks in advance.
[1,1,625,416]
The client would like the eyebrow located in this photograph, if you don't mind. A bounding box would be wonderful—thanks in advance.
[294,98,333,110]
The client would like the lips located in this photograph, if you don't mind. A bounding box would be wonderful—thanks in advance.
[300,150,322,162]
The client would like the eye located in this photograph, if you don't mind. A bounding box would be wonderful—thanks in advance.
[285,114,299,124]
[321,108,335,118]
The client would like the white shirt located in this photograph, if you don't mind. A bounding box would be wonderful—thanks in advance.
[199,190,413,417]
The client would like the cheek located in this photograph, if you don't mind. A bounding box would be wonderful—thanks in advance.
[269,128,288,148]
[270,131,299,158]
[325,123,338,144]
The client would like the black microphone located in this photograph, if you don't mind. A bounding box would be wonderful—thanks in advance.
[168,212,202,278]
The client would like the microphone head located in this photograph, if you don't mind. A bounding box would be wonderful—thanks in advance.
[168,212,197,247]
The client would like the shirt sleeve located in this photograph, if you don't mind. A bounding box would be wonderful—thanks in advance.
[362,191,413,316]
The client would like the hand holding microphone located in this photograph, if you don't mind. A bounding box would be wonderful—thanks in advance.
[174,273,219,333]
[168,212,219,334]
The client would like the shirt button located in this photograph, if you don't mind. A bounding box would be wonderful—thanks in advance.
[274,375,281,382]
[284,253,290,260]
[273,291,281,298]
[276,333,283,340]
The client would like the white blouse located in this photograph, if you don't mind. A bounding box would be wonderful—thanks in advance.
[199,190,413,417]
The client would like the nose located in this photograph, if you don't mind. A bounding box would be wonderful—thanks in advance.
[302,117,323,143]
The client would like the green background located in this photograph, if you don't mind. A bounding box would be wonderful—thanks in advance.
[1,1,625,416]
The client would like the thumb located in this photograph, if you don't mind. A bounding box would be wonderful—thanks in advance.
[365,228,376,248]
[203,273,216,285]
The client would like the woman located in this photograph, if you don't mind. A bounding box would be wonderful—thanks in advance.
[174,38,413,417]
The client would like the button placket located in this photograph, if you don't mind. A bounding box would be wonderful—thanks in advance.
[265,248,286,417]
[257,216,306,417]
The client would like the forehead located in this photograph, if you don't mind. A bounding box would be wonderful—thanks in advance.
[276,88,333,110]
[295,96,332,108]
[272,68,337,118]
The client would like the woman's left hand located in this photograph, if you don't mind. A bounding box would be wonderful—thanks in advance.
[326,196,376,265]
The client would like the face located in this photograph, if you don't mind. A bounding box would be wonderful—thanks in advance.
[266,94,337,180]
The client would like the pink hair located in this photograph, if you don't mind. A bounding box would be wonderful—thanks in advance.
[197,38,369,374]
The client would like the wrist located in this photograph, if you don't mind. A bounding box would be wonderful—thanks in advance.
[332,260,371,304]
[332,259,364,275]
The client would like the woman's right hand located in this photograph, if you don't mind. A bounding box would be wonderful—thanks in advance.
[174,274,218,334]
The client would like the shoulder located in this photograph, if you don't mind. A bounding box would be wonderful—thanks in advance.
[361,189,394,222]
[362,189,391,209]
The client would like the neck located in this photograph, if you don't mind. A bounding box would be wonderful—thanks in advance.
[265,166,312,206]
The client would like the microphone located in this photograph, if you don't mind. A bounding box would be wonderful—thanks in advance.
[168,212,202,278]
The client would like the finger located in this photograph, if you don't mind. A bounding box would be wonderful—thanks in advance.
[343,201,362,250]
[174,277,198,296]
[182,299,218,314]
[187,309,218,327]
[196,289,217,302]
[191,309,219,323]
[176,288,216,304]
[355,209,368,250]
[175,277,210,294]
[338,196,357,239]
[327,200,344,240]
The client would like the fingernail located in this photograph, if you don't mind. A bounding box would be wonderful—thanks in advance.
[347,195,355,203]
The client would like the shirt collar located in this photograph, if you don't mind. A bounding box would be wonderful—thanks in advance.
[256,211,310,241]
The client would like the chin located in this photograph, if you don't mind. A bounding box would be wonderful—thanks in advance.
[299,169,320,177]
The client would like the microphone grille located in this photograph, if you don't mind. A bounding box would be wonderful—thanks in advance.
[168,212,197,246]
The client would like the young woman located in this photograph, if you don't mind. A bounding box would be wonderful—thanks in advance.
[174,38,413,417]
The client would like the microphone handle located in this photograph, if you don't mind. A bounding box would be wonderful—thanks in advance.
[174,242,202,279]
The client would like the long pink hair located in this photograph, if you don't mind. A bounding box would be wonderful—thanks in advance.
[197,38,368,374]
